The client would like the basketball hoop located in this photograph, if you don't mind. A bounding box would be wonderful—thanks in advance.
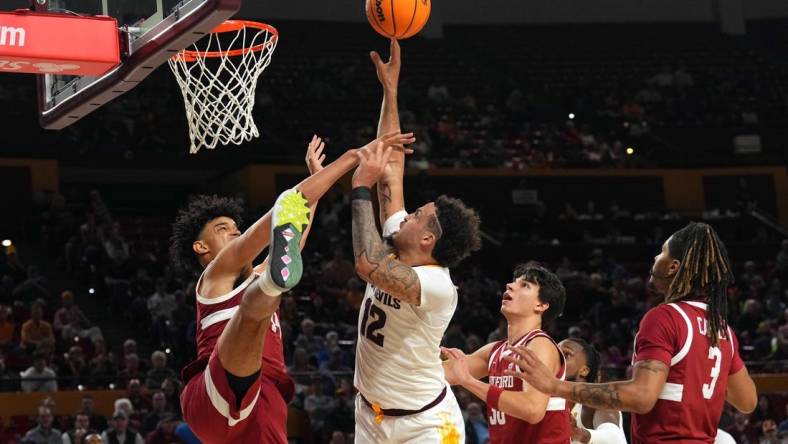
[168,20,278,154]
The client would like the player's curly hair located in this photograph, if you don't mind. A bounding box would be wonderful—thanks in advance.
[431,195,482,268]
[665,222,733,347]
[169,195,244,274]
[514,262,566,326]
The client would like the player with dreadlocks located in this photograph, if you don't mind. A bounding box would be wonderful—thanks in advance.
[504,222,758,443]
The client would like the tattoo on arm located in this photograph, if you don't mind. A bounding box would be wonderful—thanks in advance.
[633,360,669,375]
[569,360,667,411]
[378,183,392,221]
[571,383,624,410]
[353,199,420,304]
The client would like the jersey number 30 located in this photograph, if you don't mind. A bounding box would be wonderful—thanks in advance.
[360,299,386,347]
[702,346,722,399]
[489,408,506,425]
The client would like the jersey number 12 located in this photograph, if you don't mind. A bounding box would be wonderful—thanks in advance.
[360,299,386,347]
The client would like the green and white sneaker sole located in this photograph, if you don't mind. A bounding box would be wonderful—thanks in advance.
[269,189,310,289]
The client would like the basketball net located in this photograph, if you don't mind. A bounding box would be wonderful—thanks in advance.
[168,21,278,154]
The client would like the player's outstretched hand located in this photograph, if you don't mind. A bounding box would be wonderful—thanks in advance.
[353,131,415,188]
[358,131,415,158]
[440,346,472,386]
[305,134,326,175]
[502,345,560,395]
[353,137,395,188]
[370,38,401,92]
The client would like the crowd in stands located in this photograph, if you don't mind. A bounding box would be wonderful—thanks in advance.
[0,181,786,443]
[1,22,787,169]
[11,394,192,444]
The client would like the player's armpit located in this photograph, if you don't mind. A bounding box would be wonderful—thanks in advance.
[377,178,405,227]
[726,366,757,413]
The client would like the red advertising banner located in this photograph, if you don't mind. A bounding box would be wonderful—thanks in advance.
[0,10,119,76]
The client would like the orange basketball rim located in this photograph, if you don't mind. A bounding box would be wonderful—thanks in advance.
[172,20,278,63]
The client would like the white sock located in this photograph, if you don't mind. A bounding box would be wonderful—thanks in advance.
[257,268,285,297]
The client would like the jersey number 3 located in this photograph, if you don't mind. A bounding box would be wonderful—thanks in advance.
[360,299,386,347]
[702,346,722,399]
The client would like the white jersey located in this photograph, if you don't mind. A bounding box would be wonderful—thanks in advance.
[571,403,627,444]
[354,210,457,410]
[714,429,736,444]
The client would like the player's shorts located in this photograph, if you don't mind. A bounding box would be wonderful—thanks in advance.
[181,349,290,444]
[355,387,465,444]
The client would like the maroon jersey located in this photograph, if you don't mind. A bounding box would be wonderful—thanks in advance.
[631,301,744,443]
[185,272,289,384]
[486,329,571,444]
[180,271,294,444]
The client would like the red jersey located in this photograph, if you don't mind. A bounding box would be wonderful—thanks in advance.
[184,272,289,386]
[182,273,294,402]
[486,329,571,444]
[180,272,294,444]
[631,301,744,443]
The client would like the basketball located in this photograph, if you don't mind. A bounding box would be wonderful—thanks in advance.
[366,0,431,39]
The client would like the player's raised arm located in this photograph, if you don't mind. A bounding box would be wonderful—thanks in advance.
[206,133,412,281]
[351,133,427,305]
[444,337,560,424]
[300,135,327,249]
[371,39,407,225]
[251,135,327,275]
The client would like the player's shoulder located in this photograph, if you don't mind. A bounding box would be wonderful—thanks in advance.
[485,339,507,357]
[413,265,456,290]
[526,335,561,361]
[478,340,502,357]
[642,302,684,325]
[413,263,451,276]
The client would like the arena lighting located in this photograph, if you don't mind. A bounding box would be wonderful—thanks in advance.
[88,288,95,294]
[1,240,11,247]
[568,113,575,119]
[77,385,85,391]
[626,147,635,155]
[165,348,172,354]
[109,383,116,390]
